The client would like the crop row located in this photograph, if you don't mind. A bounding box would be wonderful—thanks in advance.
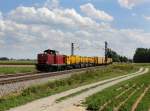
[85,68,150,111]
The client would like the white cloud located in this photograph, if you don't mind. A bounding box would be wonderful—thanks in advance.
[44,0,59,9]
[80,3,113,21]
[7,6,113,36]
[144,15,150,21]
[0,3,149,58]
[118,0,149,9]
[0,11,3,20]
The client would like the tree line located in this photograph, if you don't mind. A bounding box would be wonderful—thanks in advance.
[106,49,129,62]
[0,57,35,61]
[133,48,150,63]
[0,57,9,60]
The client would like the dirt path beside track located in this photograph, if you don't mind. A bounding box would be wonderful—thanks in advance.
[9,67,148,111]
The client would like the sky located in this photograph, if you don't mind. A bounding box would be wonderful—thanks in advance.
[0,0,150,59]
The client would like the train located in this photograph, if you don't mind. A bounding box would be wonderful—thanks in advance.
[36,49,113,72]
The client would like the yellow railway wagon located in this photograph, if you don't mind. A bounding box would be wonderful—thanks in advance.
[65,56,71,65]
[98,57,103,65]
[107,58,112,64]
[80,56,83,63]
[82,57,85,63]
[70,55,81,64]
[70,56,76,64]
[87,57,91,63]
[65,55,110,65]
[94,57,98,64]
[101,57,112,64]
[84,57,88,63]
[102,57,105,64]
[76,55,81,64]
[91,57,95,64]
[88,57,95,64]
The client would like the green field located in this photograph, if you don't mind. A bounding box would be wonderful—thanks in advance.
[0,60,36,65]
[0,64,137,111]
[0,60,36,74]
[0,67,37,74]
[85,66,150,111]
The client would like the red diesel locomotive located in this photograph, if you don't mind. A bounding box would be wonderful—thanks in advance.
[36,49,66,71]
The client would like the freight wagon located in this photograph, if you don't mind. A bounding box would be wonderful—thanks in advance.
[36,49,112,72]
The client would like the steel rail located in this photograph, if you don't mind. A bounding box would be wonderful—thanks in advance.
[0,72,41,79]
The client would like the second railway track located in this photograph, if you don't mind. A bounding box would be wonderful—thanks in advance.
[0,72,41,79]
[0,66,103,85]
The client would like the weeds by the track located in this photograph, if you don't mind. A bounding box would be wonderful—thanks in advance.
[85,66,150,111]
[0,64,137,111]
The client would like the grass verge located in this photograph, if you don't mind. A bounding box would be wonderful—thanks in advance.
[0,64,137,111]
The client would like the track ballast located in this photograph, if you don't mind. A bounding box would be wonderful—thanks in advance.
[0,66,103,85]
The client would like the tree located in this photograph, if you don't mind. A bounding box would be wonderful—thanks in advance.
[133,48,150,63]
[107,49,129,62]
[0,57,9,60]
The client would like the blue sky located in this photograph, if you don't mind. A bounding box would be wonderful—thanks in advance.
[0,0,150,59]
[0,0,149,30]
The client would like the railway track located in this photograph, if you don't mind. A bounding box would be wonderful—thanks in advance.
[0,66,103,85]
[0,72,41,79]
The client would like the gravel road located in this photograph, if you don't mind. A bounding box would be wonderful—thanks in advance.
[8,67,149,111]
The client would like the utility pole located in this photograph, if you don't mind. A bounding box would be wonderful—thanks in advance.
[105,41,108,64]
[71,43,74,55]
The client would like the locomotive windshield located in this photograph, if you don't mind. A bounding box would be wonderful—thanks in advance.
[44,49,59,55]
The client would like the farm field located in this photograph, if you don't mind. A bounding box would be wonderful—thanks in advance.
[85,65,150,111]
[0,60,36,74]
[0,60,36,65]
[0,67,37,74]
[0,64,138,111]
